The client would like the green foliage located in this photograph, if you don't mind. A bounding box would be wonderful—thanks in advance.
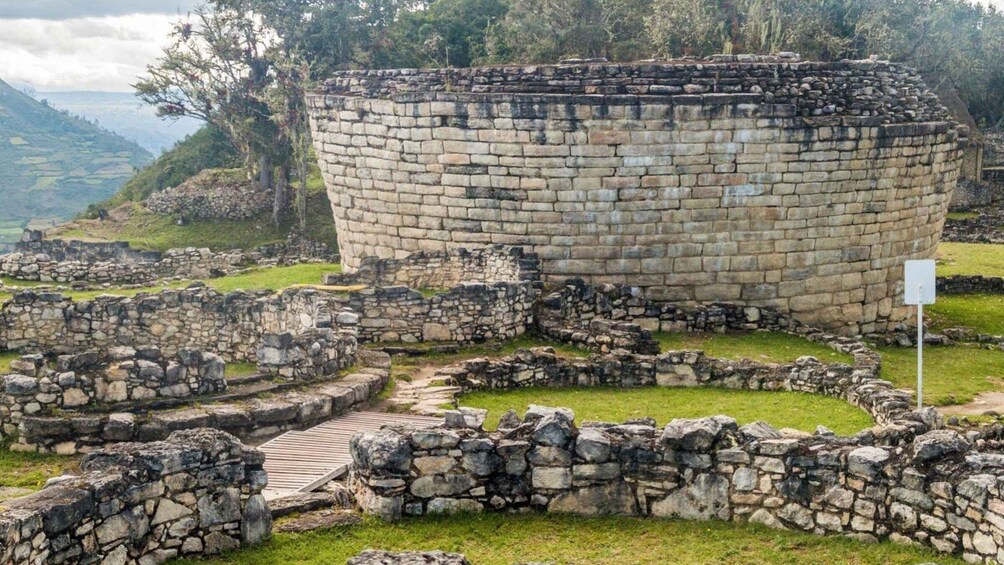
[462,386,874,434]
[0,79,151,224]
[99,126,240,209]
[174,513,963,565]
[655,331,854,364]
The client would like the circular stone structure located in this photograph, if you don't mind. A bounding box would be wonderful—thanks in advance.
[307,59,966,334]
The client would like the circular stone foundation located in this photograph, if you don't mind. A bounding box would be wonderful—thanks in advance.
[307,59,966,334]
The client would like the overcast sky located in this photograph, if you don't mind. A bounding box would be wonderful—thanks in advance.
[2,0,1004,92]
[0,1,201,92]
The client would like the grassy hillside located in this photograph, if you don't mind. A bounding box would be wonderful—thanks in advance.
[97,125,240,211]
[51,167,338,252]
[0,79,152,231]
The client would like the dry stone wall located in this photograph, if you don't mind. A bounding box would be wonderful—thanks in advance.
[0,428,270,564]
[0,348,225,437]
[309,60,965,335]
[15,231,160,263]
[323,246,540,288]
[145,169,273,221]
[350,410,1004,563]
[0,286,350,362]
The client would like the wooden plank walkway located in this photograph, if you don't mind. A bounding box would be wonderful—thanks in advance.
[260,411,442,500]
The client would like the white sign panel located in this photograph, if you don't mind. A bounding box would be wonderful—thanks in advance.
[904,260,936,305]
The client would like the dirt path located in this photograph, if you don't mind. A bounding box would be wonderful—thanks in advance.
[938,391,1004,417]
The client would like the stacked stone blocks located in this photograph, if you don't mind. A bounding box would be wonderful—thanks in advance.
[309,60,965,334]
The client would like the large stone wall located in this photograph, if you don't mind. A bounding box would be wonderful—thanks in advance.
[323,245,540,288]
[351,411,1004,563]
[0,428,270,564]
[345,283,536,344]
[0,286,349,362]
[14,230,160,263]
[308,60,965,335]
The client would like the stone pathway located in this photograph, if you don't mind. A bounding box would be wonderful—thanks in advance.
[386,365,461,416]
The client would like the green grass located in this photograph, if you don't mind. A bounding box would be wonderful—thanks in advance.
[876,344,1004,406]
[938,242,1004,277]
[205,263,341,294]
[0,263,343,304]
[928,294,1004,336]
[53,166,338,253]
[655,332,853,365]
[460,386,873,435]
[172,513,961,565]
[946,211,980,220]
[0,351,17,373]
[225,362,260,378]
[0,446,77,494]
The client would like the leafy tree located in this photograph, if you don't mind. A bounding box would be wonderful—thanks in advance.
[484,0,651,63]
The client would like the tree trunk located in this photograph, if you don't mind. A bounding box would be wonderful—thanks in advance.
[273,164,289,227]
[297,150,308,232]
[259,154,272,193]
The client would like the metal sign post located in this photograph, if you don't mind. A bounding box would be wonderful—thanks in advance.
[904,260,936,409]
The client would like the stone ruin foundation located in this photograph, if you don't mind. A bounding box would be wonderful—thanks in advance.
[308,59,967,335]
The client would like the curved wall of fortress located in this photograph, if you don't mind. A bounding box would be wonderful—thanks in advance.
[307,60,965,334]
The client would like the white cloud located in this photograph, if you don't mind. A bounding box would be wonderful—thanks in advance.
[0,1,202,19]
[0,14,180,91]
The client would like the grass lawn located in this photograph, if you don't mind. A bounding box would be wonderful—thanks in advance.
[460,386,873,435]
[0,446,77,496]
[946,211,980,220]
[928,294,1004,336]
[206,263,341,294]
[875,344,1004,406]
[0,263,343,303]
[655,332,853,365]
[938,242,1004,277]
[173,513,961,565]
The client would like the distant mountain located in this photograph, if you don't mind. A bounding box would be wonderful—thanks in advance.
[38,91,203,155]
[0,79,153,233]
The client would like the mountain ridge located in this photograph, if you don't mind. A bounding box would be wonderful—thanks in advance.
[0,78,153,238]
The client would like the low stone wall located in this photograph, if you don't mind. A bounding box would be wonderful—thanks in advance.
[0,286,348,362]
[942,208,1004,244]
[540,279,797,334]
[324,246,541,288]
[435,343,908,431]
[145,169,273,221]
[351,409,1004,563]
[0,252,156,285]
[10,348,389,454]
[347,283,536,344]
[1,348,225,437]
[256,327,358,379]
[15,230,160,263]
[0,428,270,564]
[937,275,1004,295]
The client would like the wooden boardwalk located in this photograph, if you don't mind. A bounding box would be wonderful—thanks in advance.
[260,411,441,500]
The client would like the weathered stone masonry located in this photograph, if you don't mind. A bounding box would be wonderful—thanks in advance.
[0,429,270,564]
[308,60,966,335]
[351,411,1004,563]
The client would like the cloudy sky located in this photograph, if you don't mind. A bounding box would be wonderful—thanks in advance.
[3,0,1004,92]
[0,1,202,92]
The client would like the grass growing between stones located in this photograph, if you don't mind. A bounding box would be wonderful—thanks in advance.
[459,386,873,435]
[928,294,1004,336]
[0,351,18,373]
[0,444,77,498]
[172,513,961,565]
[0,263,343,303]
[875,344,1004,406]
[938,242,1004,277]
[654,331,854,365]
[946,211,980,220]
[225,362,260,378]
